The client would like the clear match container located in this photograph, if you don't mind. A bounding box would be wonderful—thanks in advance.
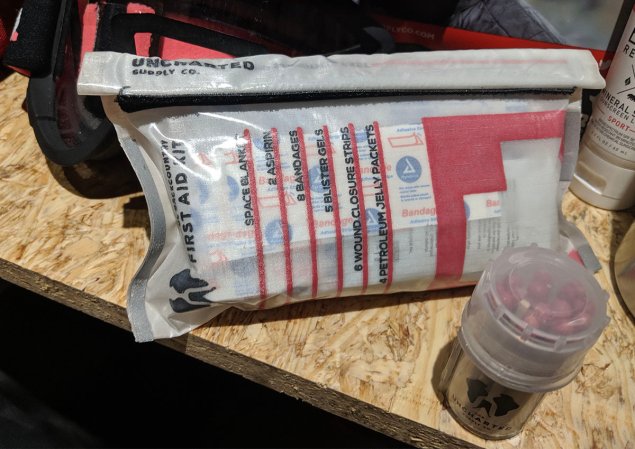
[440,246,609,439]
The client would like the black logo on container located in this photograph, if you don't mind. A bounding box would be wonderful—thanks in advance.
[168,269,215,313]
[466,379,519,417]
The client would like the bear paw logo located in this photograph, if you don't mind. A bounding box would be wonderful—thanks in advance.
[466,378,519,417]
[168,269,216,313]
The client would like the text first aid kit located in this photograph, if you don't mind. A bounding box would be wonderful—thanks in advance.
[78,49,604,341]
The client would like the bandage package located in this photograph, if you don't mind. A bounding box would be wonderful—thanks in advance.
[77,49,604,341]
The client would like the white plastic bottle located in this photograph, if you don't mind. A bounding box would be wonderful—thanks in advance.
[571,6,635,210]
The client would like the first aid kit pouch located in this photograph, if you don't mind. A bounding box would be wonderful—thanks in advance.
[77,49,604,341]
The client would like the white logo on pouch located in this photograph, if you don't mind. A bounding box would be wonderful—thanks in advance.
[265,219,292,245]
[309,165,325,192]
[366,208,380,233]
[227,176,239,201]
[396,156,422,183]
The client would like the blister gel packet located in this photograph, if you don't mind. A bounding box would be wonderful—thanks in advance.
[78,50,604,341]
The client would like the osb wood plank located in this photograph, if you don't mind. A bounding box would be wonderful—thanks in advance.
[0,79,146,310]
[0,72,633,449]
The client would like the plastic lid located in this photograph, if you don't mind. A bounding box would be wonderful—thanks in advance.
[459,246,609,393]
[569,143,635,210]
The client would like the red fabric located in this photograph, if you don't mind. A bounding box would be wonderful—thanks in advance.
[80,4,98,66]
[374,14,612,76]
[76,0,88,22]
[0,1,22,58]
[80,3,256,65]
[127,3,154,57]
[0,19,7,56]
[423,110,566,288]
[81,3,156,69]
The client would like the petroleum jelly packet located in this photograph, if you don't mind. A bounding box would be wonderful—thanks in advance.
[77,50,604,341]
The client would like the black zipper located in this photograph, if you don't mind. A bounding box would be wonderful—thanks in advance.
[116,88,575,113]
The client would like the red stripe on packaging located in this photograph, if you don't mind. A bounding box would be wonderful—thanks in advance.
[243,129,268,302]
[323,125,344,297]
[349,123,369,294]
[373,121,394,292]
[297,128,319,298]
[271,128,294,301]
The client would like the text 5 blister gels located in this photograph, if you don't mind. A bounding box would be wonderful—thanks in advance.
[78,50,604,341]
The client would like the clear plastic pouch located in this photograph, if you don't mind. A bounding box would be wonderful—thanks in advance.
[78,49,604,341]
